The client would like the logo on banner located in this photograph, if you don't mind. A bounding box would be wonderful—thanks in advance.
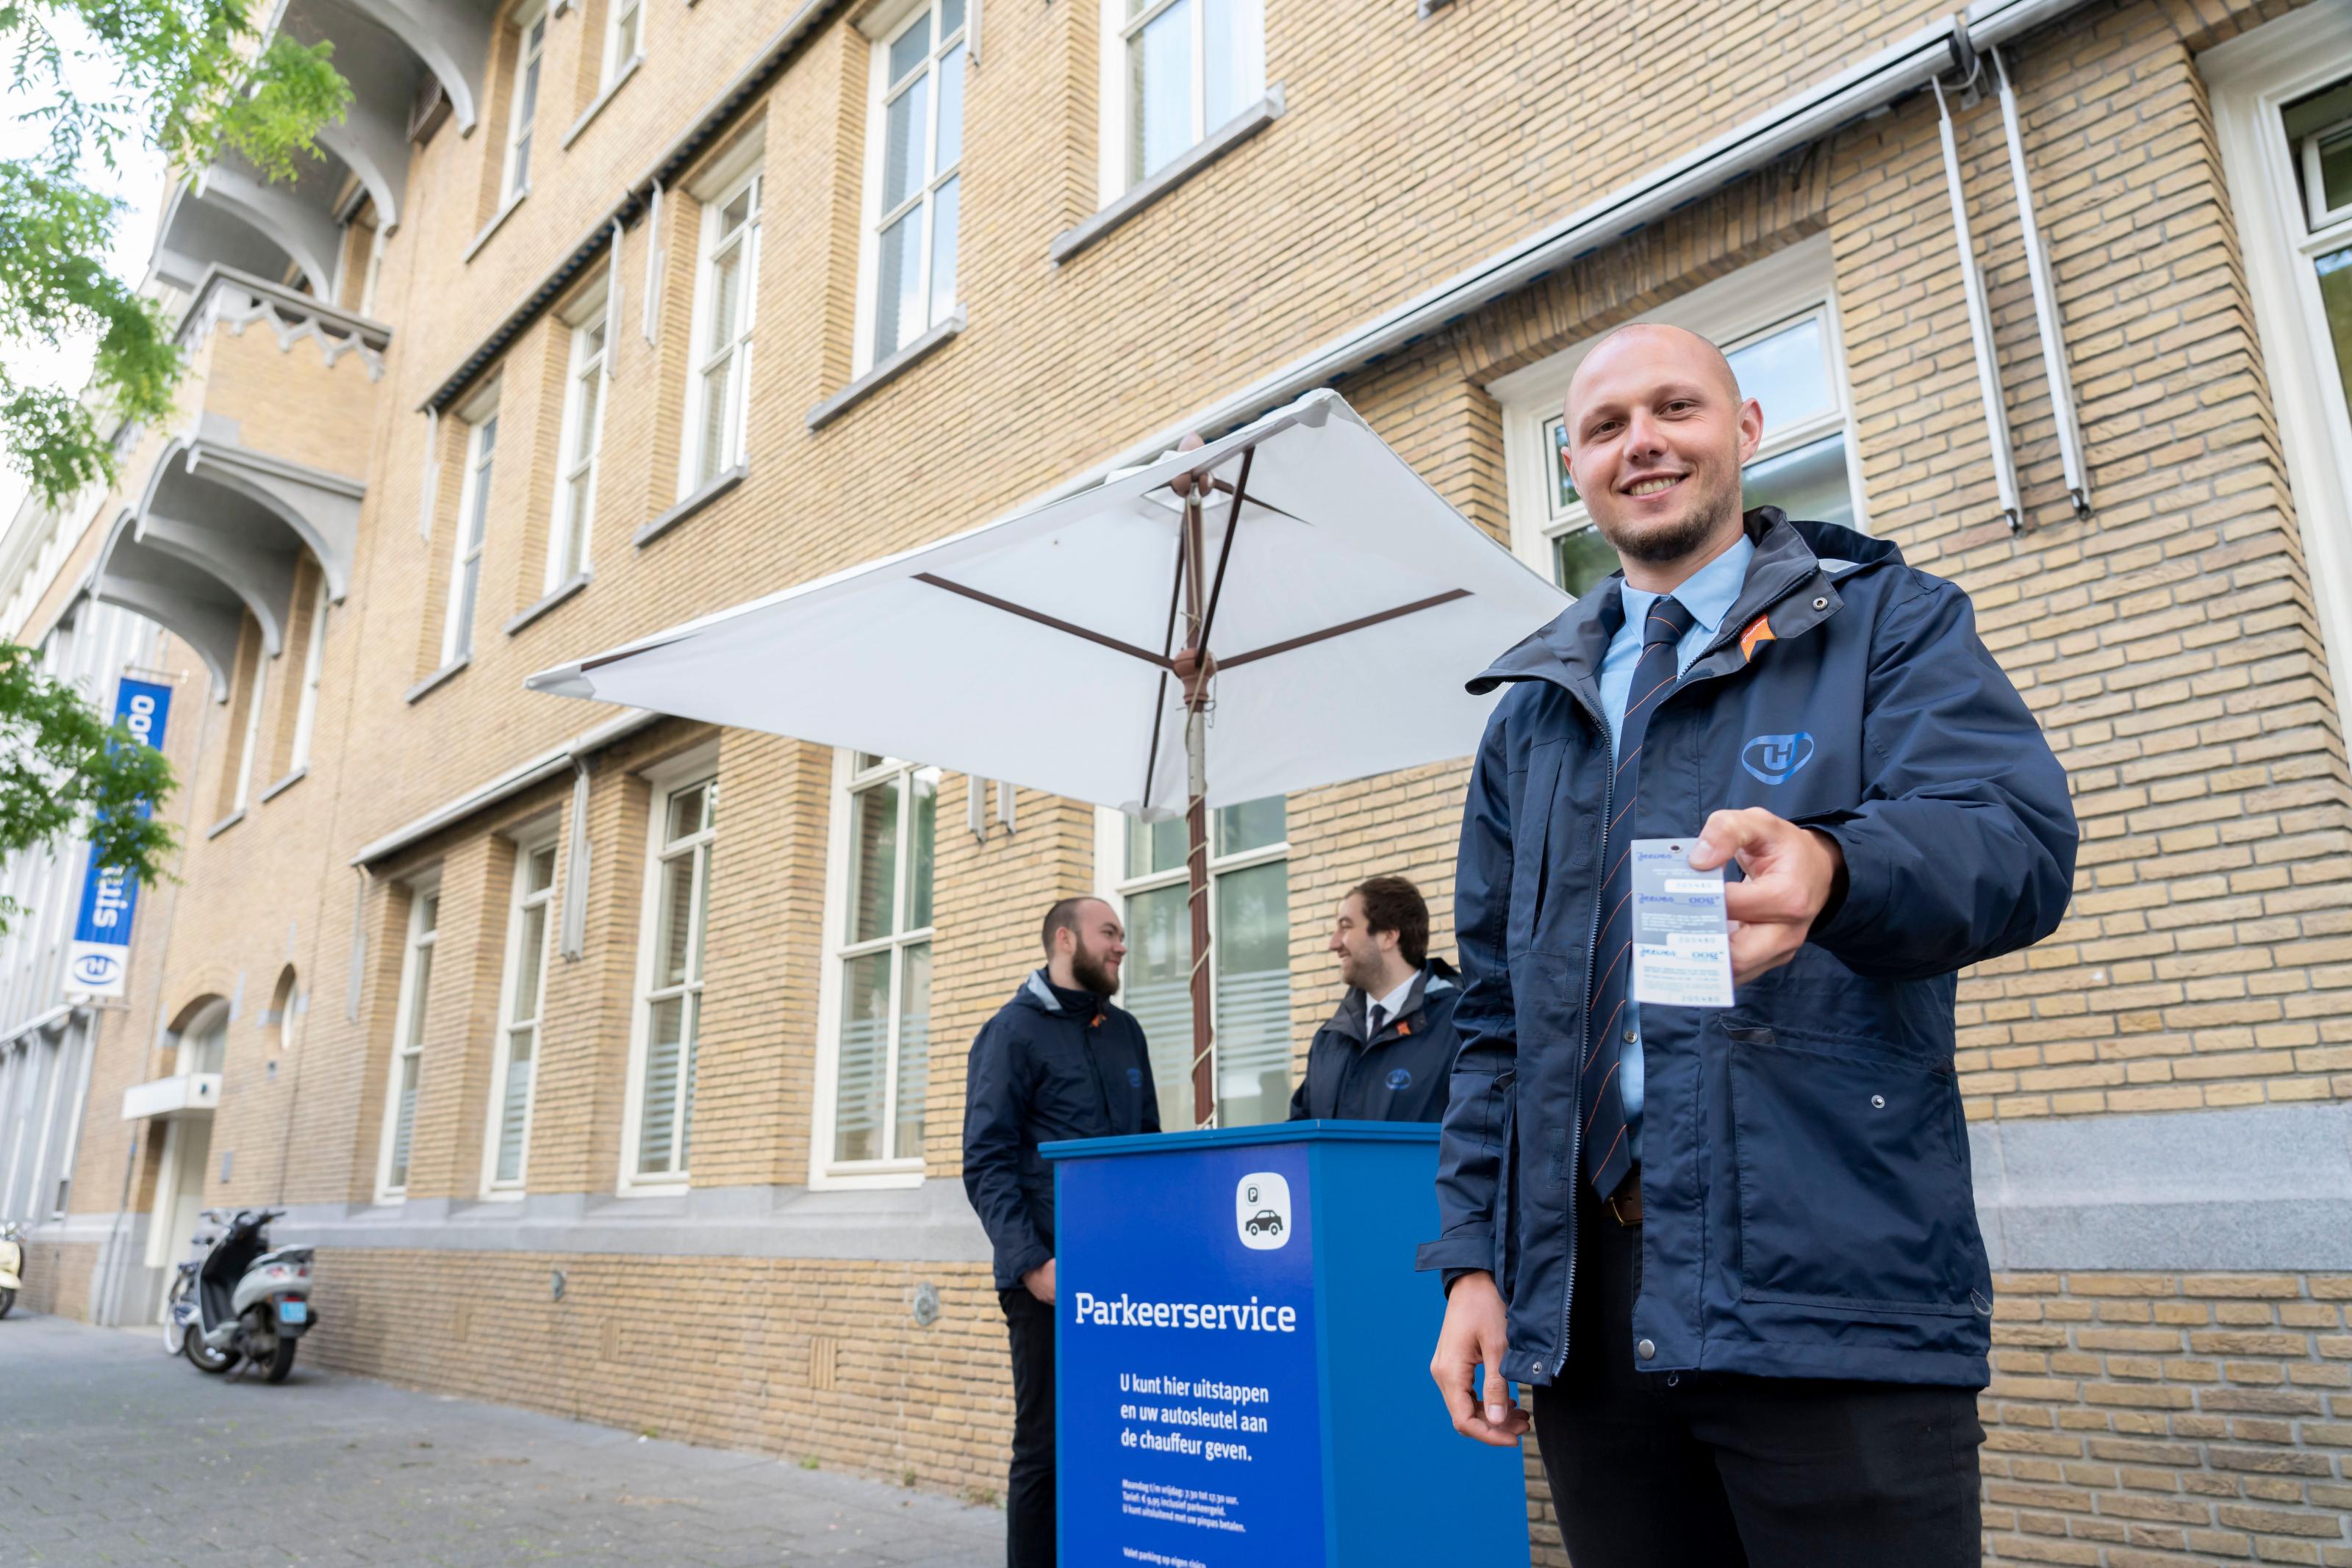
[65,677,173,998]
[1740,731,1815,785]
[1236,1172,1291,1250]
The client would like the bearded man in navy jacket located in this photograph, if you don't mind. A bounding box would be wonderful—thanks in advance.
[1421,324,2077,1567]
[964,896,1157,1568]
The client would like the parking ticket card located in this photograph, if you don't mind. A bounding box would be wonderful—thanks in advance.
[1629,838,1734,1009]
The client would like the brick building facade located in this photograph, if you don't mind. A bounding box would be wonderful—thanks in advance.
[4,0,2352,1559]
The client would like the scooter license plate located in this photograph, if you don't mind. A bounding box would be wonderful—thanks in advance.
[277,1299,309,1324]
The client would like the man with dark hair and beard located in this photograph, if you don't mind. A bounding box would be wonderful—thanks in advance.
[963,896,1158,1567]
[1422,323,2076,1565]
[1288,874,1462,1122]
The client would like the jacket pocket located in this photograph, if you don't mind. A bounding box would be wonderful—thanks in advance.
[1493,1075,1520,1293]
[1506,741,1565,954]
[1727,1025,1977,1317]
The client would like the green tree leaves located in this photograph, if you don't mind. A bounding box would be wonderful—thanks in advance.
[1,0,351,503]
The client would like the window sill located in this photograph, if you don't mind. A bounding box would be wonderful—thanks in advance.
[506,571,592,635]
[806,306,967,431]
[463,191,529,264]
[404,655,471,705]
[259,766,308,803]
[636,464,746,547]
[808,1160,925,1193]
[609,1180,689,1201]
[1050,84,1287,266]
[205,808,245,840]
[562,54,642,149]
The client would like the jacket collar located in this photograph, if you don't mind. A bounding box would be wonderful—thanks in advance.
[1019,970,1104,1022]
[1329,958,1458,1044]
[1466,509,1899,699]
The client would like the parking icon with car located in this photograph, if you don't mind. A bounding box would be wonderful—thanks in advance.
[1235,1172,1293,1250]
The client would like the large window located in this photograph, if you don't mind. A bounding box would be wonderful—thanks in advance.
[548,314,607,589]
[2209,16,2352,720]
[376,884,439,1201]
[1099,796,1289,1129]
[442,411,498,666]
[1102,0,1263,190]
[502,4,548,203]
[625,768,715,1187]
[604,0,642,85]
[1494,239,1865,597]
[814,754,936,1184]
[861,0,965,369]
[684,170,761,491]
[484,832,557,1194]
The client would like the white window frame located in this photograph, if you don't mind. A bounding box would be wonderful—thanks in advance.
[2208,7,2352,722]
[501,4,549,204]
[230,636,269,810]
[481,824,559,1197]
[1489,235,1868,589]
[1095,0,1265,202]
[617,752,718,1193]
[603,0,644,87]
[442,403,499,668]
[677,164,763,497]
[547,310,609,591]
[853,0,967,375]
[809,751,938,1191]
[375,878,441,1203]
[287,574,328,774]
[1089,799,1289,1129]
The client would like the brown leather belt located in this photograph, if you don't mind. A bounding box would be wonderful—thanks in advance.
[1605,1164,1643,1227]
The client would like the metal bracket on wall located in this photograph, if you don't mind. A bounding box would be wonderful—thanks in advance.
[1993,46,2093,520]
[967,774,1017,841]
[1932,34,2024,533]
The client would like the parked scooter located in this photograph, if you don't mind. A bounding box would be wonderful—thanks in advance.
[0,1220,23,1318]
[162,1208,315,1382]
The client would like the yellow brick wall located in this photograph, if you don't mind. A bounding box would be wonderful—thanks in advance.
[1984,1272,2352,1565]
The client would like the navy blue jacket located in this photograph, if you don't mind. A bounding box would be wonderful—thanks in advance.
[1287,960,1463,1123]
[1416,511,2076,1389]
[963,971,1160,1290]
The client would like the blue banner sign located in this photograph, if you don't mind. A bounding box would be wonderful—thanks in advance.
[65,676,173,996]
[1056,1137,1323,1565]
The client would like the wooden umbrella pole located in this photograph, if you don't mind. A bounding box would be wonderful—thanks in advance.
[1174,464,1216,1129]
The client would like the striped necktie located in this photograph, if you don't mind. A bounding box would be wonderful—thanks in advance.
[1584,593,1696,1198]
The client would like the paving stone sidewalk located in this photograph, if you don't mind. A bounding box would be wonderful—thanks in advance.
[0,1312,1000,1566]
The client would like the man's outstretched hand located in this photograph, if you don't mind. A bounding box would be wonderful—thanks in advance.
[1688,807,1845,985]
[1430,1271,1530,1446]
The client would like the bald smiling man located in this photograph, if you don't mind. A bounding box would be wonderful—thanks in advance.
[1419,324,2079,1567]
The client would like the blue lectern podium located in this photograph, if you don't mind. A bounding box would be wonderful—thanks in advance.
[1041,1122,1530,1567]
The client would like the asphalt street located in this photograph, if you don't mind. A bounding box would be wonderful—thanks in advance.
[0,1312,1000,1566]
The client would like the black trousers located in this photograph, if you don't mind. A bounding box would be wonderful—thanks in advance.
[1000,1287,1056,1568]
[1534,1179,1984,1568]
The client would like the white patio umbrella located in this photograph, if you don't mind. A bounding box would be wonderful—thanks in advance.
[528,388,1568,1123]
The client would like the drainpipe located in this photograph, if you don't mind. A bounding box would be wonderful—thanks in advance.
[1932,35,2024,533]
[559,758,592,960]
[1993,44,2093,519]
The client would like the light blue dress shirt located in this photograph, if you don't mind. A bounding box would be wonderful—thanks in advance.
[1596,533,1754,1159]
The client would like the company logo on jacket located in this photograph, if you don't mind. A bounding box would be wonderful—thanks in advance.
[1740,731,1815,785]
[1385,1067,1413,1091]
